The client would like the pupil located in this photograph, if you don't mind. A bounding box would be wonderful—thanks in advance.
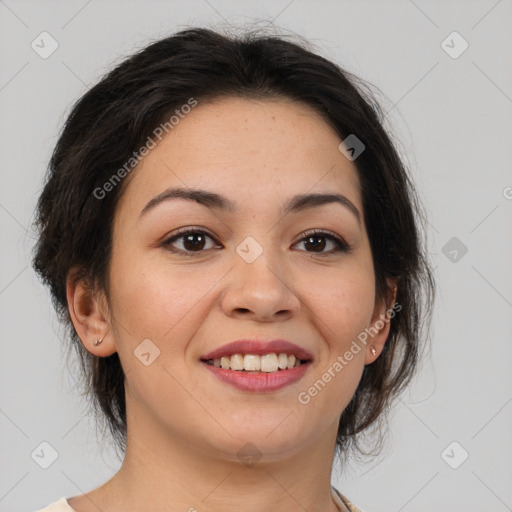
[184,233,204,251]
[306,236,325,252]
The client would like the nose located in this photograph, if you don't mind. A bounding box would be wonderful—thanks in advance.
[220,248,301,322]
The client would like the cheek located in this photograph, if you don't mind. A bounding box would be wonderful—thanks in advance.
[108,250,223,349]
[107,256,217,410]
[305,263,376,349]
[293,267,375,425]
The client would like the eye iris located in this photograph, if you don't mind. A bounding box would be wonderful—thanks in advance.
[305,236,326,252]
[184,233,205,251]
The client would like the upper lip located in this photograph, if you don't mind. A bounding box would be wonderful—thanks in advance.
[201,339,314,361]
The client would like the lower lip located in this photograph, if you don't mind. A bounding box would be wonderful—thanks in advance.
[201,361,311,392]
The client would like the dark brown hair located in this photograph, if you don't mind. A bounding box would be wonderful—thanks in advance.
[32,26,435,463]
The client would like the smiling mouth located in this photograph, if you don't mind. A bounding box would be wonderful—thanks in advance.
[202,353,309,373]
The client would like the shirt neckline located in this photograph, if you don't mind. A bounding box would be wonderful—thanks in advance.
[61,488,356,512]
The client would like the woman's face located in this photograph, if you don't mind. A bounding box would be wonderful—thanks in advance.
[104,97,388,461]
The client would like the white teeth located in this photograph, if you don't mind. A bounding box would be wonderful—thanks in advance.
[208,353,304,372]
[260,353,278,373]
[230,353,244,370]
[278,353,289,369]
[243,354,260,371]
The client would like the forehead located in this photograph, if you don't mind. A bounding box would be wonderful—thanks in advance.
[118,97,363,217]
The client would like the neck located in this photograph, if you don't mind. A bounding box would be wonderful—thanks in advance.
[95,397,344,512]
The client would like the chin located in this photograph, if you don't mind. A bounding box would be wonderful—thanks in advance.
[209,419,313,462]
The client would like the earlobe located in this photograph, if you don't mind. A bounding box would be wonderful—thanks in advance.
[66,270,115,356]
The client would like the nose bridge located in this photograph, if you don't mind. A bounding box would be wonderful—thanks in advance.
[236,233,285,290]
[220,234,299,320]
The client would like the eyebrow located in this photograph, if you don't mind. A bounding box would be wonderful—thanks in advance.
[139,187,361,224]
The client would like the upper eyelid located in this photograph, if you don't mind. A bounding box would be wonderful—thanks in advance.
[166,227,218,243]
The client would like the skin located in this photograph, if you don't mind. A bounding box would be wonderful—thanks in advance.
[67,97,396,512]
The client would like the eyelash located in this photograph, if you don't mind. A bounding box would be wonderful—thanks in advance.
[162,227,352,257]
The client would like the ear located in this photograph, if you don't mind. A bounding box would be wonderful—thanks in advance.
[66,268,116,357]
[364,278,398,365]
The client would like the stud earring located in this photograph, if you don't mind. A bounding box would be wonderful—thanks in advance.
[94,336,104,346]
[370,346,376,356]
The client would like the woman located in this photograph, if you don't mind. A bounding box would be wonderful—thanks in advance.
[32,26,434,512]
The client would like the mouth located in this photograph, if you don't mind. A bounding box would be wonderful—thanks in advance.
[200,356,312,392]
[199,339,313,392]
[202,352,311,373]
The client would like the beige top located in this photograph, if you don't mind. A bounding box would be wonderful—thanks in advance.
[34,487,363,512]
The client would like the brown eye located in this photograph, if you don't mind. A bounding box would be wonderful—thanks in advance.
[163,229,219,256]
[294,230,351,254]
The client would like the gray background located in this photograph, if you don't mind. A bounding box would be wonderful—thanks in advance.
[1,1,511,511]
